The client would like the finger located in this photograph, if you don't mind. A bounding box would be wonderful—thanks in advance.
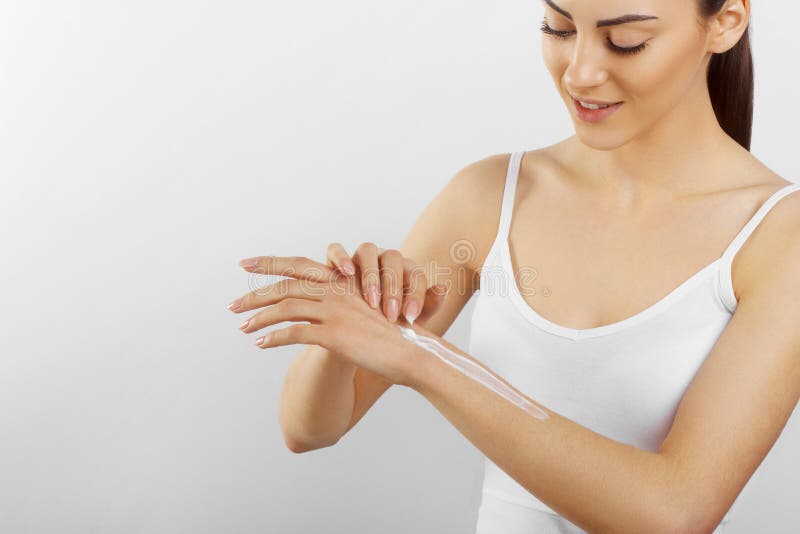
[353,242,381,309]
[255,323,326,349]
[238,255,336,282]
[230,277,326,314]
[326,242,356,276]
[401,258,428,324]
[379,249,404,323]
[240,297,326,334]
[417,283,449,323]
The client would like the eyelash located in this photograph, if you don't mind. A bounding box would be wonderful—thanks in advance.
[539,19,649,56]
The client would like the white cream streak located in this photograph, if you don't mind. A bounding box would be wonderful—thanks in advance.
[398,326,550,421]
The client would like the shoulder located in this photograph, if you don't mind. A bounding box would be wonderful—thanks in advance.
[735,173,800,302]
[442,150,559,269]
[444,152,511,202]
[445,147,561,208]
[398,153,512,285]
[425,152,514,271]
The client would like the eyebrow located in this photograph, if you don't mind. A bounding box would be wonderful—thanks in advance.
[542,0,659,28]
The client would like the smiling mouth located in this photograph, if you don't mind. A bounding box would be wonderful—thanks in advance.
[571,96,624,109]
[570,96,624,122]
[577,100,618,109]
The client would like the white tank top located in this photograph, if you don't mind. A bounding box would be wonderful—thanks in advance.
[469,150,800,533]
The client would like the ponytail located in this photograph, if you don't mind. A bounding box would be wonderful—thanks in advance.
[699,1,754,151]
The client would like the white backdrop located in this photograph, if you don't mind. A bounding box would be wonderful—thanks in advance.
[1,1,798,533]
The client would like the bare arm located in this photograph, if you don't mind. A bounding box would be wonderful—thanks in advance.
[277,153,510,453]
[278,345,358,452]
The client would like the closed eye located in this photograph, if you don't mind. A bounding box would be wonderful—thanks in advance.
[539,20,649,56]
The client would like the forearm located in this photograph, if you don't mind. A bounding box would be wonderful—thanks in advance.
[278,344,357,450]
[405,338,686,533]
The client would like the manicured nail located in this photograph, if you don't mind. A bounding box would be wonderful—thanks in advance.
[367,285,379,308]
[404,300,419,324]
[343,261,356,275]
[255,333,271,346]
[228,297,243,311]
[387,298,399,322]
[239,257,259,269]
[239,318,250,331]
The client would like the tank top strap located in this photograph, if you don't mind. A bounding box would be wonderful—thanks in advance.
[494,150,525,243]
[720,182,800,263]
[478,151,525,278]
[718,182,800,312]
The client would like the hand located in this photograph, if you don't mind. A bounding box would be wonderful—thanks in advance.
[228,255,428,387]
[325,242,448,325]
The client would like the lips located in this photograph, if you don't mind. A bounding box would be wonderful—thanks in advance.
[570,96,624,123]
[570,94,622,106]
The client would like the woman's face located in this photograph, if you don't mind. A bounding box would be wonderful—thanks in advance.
[540,0,713,150]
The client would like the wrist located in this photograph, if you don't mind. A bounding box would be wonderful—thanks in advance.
[309,345,358,377]
[398,334,439,394]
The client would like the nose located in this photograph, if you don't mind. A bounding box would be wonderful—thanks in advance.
[562,35,609,90]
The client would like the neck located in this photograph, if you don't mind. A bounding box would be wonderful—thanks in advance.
[568,75,741,209]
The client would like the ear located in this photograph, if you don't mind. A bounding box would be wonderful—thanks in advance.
[707,0,750,54]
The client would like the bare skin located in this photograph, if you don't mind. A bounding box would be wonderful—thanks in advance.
[311,0,792,337]
[274,0,799,453]
[477,0,791,330]
[335,0,792,334]
[266,0,800,528]
[497,140,791,332]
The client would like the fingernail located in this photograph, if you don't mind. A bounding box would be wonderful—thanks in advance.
[343,261,356,275]
[239,318,251,331]
[239,257,259,269]
[404,300,419,324]
[387,298,399,322]
[367,285,379,308]
[228,297,243,311]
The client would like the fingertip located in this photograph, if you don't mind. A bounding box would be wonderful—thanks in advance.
[404,300,420,324]
[239,257,259,269]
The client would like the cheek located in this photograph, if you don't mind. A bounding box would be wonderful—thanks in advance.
[620,35,706,105]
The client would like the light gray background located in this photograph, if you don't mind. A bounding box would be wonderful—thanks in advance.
[1,1,798,533]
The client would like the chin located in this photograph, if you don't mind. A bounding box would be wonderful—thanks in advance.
[572,128,629,151]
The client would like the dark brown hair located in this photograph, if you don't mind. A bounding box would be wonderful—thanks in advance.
[698,0,753,151]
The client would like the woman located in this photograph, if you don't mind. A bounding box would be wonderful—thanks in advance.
[229,0,800,531]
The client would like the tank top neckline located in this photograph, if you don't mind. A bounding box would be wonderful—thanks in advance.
[498,240,723,340]
[485,150,800,341]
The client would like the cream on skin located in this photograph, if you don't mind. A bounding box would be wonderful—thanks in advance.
[398,326,550,421]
